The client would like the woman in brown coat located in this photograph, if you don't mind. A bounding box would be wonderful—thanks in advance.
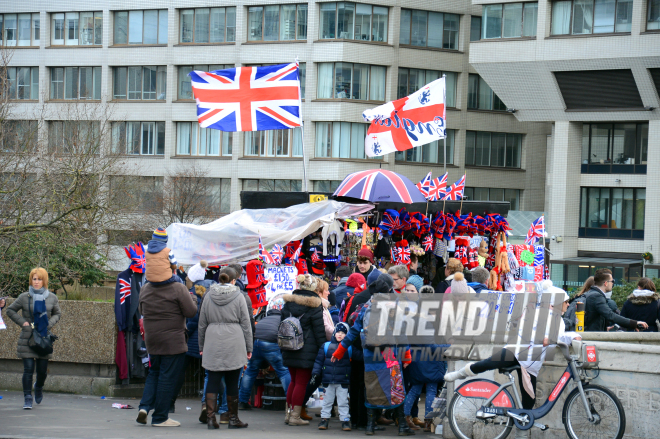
[6,268,61,410]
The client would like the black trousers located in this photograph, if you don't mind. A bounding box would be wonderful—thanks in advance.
[470,349,537,410]
[349,360,368,426]
[207,368,241,397]
[23,358,48,395]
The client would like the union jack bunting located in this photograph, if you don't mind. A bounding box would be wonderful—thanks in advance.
[441,175,466,201]
[427,172,448,202]
[525,216,545,245]
[189,63,301,132]
[416,172,433,198]
[118,279,131,305]
[270,244,284,265]
[422,235,434,252]
[259,234,275,265]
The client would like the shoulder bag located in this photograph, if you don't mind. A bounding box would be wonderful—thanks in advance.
[27,295,58,357]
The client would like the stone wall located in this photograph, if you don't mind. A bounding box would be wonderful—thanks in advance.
[443,333,660,439]
[0,299,118,396]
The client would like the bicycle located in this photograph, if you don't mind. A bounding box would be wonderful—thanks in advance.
[447,340,625,439]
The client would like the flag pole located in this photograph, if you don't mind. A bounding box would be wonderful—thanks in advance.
[442,73,447,214]
[296,58,307,192]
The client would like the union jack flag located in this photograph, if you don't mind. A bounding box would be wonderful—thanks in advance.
[422,235,434,252]
[292,241,303,263]
[390,246,400,263]
[427,172,448,202]
[399,246,411,264]
[270,244,284,265]
[442,175,466,201]
[416,172,433,198]
[525,216,545,245]
[119,279,131,305]
[190,63,301,132]
[259,234,275,265]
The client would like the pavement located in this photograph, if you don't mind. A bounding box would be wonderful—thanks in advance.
[0,391,437,439]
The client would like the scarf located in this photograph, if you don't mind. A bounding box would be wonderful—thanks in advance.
[28,286,50,337]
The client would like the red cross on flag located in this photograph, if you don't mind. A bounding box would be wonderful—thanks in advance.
[363,77,446,157]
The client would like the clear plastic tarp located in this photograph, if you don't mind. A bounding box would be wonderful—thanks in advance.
[166,200,374,265]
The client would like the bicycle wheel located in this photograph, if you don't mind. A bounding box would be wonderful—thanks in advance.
[448,391,515,439]
[562,383,626,439]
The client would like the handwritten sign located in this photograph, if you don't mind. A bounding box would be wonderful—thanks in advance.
[264,266,298,301]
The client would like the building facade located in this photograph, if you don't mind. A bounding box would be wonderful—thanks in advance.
[6,0,549,245]
[468,0,660,287]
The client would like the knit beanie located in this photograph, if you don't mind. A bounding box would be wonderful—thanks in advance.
[187,263,206,284]
[450,272,470,294]
[333,322,350,336]
[419,285,435,294]
[297,274,318,292]
[406,275,424,293]
[367,269,382,286]
[347,273,366,289]
[357,248,374,263]
[373,274,394,294]
[152,227,168,241]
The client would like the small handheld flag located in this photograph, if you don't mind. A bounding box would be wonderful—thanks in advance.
[442,175,466,201]
[416,172,433,198]
[525,216,546,245]
[427,172,448,202]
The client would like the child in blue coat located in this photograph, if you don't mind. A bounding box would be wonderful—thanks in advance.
[312,322,352,431]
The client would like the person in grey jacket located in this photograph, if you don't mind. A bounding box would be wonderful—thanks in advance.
[6,268,61,410]
[198,271,253,430]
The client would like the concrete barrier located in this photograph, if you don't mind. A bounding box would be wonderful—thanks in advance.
[443,333,660,439]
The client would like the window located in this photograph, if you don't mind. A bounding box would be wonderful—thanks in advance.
[581,123,647,174]
[5,67,39,100]
[177,65,233,100]
[395,130,455,164]
[551,0,633,34]
[397,68,457,107]
[313,180,342,192]
[50,12,101,45]
[110,176,164,213]
[482,3,537,38]
[112,122,165,155]
[320,2,388,42]
[48,121,100,154]
[316,121,382,159]
[247,4,307,41]
[580,187,645,239]
[114,10,167,45]
[113,66,166,101]
[0,120,37,152]
[464,187,521,210]
[243,179,302,191]
[0,13,40,46]
[465,131,522,168]
[244,127,303,157]
[180,7,236,43]
[245,63,306,99]
[400,9,459,49]
[468,74,507,111]
[176,122,232,156]
[50,67,101,100]
[471,16,482,41]
[650,0,660,29]
[317,62,385,101]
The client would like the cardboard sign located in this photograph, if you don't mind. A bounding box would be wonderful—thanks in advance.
[264,265,298,301]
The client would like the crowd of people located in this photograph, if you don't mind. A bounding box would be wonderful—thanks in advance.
[2,226,659,438]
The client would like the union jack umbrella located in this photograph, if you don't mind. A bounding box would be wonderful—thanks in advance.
[189,63,301,132]
[333,169,427,204]
[416,172,433,198]
[442,175,466,201]
[427,172,448,202]
[525,216,546,245]
[422,235,434,252]
[270,244,284,265]
[118,279,131,305]
[259,234,275,265]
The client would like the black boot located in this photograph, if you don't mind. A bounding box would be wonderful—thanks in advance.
[366,408,376,435]
[34,385,44,404]
[397,406,415,436]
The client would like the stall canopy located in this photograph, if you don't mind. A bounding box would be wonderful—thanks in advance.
[166,200,374,265]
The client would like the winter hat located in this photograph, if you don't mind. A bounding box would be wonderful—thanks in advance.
[419,285,435,294]
[357,248,374,264]
[449,272,471,294]
[347,273,366,289]
[297,274,318,292]
[152,227,168,241]
[328,291,337,307]
[373,274,394,294]
[367,269,382,286]
[541,280,570,302]
[334,322,350,336]
[187,263,207,284]
[406,275,424,293]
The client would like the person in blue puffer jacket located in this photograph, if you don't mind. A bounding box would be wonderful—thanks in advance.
[312,322,352,431]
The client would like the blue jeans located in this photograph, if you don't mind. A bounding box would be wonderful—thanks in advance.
[139,353,186,424]
[239,339,291,404]
[404,382,438,418]
[202,371,228,414]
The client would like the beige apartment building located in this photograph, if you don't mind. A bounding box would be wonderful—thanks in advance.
[5,0,549,250]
